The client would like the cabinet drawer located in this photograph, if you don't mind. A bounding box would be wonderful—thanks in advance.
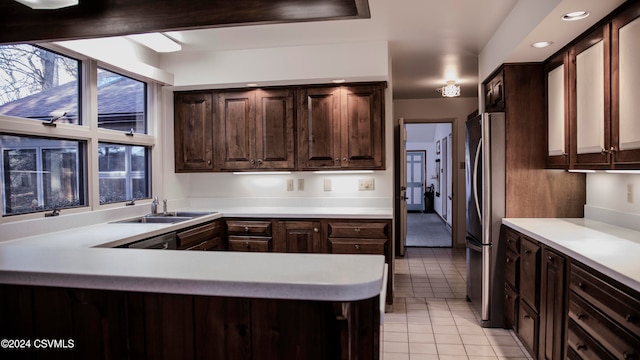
[327,222,388,239]
[503,226,520,253]
[519,236,540,311]
[504,248,519,290]
[228,236,272,252]
[568,292,640,359]
[328,238,386,255]
[567,319,616,360]
[504,283,518,330]
[569,263,640,336]
[517,301,538,356]
[177,222,221,250]
[226,220,272,236]
[186,237,223,251]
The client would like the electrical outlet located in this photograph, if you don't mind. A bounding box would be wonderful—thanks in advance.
[297,179,304,191]
[324,179,332,191]
[286,179,294,191]
[358,178,375,191]
[628,183,634,203]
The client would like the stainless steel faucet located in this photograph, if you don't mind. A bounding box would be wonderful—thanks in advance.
[151,196,158,214]
[163,199,168,214]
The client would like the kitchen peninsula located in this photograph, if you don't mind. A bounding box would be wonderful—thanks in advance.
[0,206,391,360]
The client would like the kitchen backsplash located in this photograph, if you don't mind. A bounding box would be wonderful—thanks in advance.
[585,172,640,232]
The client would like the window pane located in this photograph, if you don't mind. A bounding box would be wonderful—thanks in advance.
[98,143,150,204]
[1,134,85,216]
[0,45,80,124]
[97,68,146,133]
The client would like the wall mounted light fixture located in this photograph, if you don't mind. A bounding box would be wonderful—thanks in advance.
[14,0,78,9]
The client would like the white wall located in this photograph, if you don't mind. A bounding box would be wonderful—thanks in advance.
[394,97,478,247]
[160,41,394,209]
[585,173,640,231]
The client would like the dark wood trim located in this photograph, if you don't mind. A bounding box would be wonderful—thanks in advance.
[0,0,370,45]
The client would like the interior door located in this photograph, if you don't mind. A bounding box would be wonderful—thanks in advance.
[396,118,408,256]
[406,151,425,212]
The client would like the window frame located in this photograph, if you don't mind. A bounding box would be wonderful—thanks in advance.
[0,43,159,222]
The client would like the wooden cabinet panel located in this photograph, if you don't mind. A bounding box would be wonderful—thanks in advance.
[519,236,540,312]
[187,237,223,251]
[504,283,518,330]
[275,220,321,253]
[297,84,385,170]
[518,300,539,357]
[226,220,272,236]
[217,90,256,170]
[611,1,640,167]
[504,226,521,253]
[328,238,387,255]
[228,236,272,252]
[539,247,566,360]
[484,70,504,112]
[328,221,388,239]
[255,88,295,169]
[177,221,222,250]
[504,249,519,290]
[545,52,570,168]
[174,92,214,172]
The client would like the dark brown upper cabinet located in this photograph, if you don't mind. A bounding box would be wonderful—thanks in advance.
[545,51,570,169]
[484,69,505,112]
[174,92,215,172]
[297,83,385,170]
[216,88,295,171]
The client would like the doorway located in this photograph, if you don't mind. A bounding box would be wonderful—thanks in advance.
[395,119,455,254]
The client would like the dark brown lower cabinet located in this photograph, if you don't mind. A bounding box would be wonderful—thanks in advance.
[518,300,539,356]
[0,284,380,360]
[539,247,566,360]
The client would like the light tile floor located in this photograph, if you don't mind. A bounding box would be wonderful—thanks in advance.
[383,247,533,360]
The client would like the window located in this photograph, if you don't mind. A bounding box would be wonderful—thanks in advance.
[1,134,85,216]
[0,44,80,124]
[98,143,150,204]
[97,68,147,133]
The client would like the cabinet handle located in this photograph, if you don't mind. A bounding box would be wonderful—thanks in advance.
[250,159,255,165]
[335,158,340,162]
[355,244,360,250]
[548,255,553,261]
[505,294,510,300]
[314,227,319,233]
[207,160,211,165]
[522,314,530,319]
[244,226,249,232]
[576,343,587,351]
[342,157,347,162]
[506,258,511,264]
[623,352,636,360]
[245,241,250,248]
[256,159,263,165]
[354,228,361,232]
[576,313,585,320]
[577,282,585,289]
[625,313,635,323]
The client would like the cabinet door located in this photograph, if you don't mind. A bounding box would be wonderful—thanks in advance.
[611,2,640,167]
[340,85,385,169]
[255,88,295,170]
[546,52,570,168]
[297,86,342,169]
[570,24,611,168]
[275,221,321,253]
[174,92,214,172]
[520,236,540,312]
[217,91,256,170]
[539,247,566,360]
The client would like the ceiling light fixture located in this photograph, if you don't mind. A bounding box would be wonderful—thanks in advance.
[531,41,554,48]
[127,33,182,53]
[440,81,460,98]
[332,79,346,84]
[14,0,78,9]
[562,11,590,21]
[246,83,259,87]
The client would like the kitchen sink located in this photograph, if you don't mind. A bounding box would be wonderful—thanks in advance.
[160,211,215,217]
[112,215,194,224]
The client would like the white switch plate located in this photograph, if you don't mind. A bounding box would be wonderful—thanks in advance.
[358,178,375,191]
[297,178,304,191]
[324,179,332,191]
[286,179,294,191]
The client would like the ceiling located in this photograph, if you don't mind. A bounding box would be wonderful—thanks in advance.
[162,0,626,99]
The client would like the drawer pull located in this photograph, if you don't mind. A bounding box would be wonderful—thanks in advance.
[314,227,319,233]
[354,228,361,232]
[547,255,553,261]
[506,258,511,264]
[576,343,587,351]
[524,249,531,255]
[355,244,360,250]
[505,294,510,300]
[623,352,636,360]
[625,313,635,323]
[576,313,585,320]
[244,226,249,232]
[523,314,530,319]
[245,241,250,248]
[577,282,585,289]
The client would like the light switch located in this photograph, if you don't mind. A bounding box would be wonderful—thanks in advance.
[324,179,332,191]
[286,179,294,191]
[358,178,375,191]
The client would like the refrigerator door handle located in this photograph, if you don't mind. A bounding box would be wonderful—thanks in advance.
[472,138,482,223]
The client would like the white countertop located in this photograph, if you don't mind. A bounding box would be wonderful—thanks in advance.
[0,206,390,301]
[502,218,640,293]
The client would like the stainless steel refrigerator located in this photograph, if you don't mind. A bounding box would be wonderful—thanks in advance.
[465,112,506,328]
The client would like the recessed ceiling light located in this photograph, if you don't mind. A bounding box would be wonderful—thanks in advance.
[531,41,554,48]
[332,79,346,84]
[562,11,590,21]
[246,83,259,87]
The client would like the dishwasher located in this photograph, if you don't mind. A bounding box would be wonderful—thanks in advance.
[127,232,177,250]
